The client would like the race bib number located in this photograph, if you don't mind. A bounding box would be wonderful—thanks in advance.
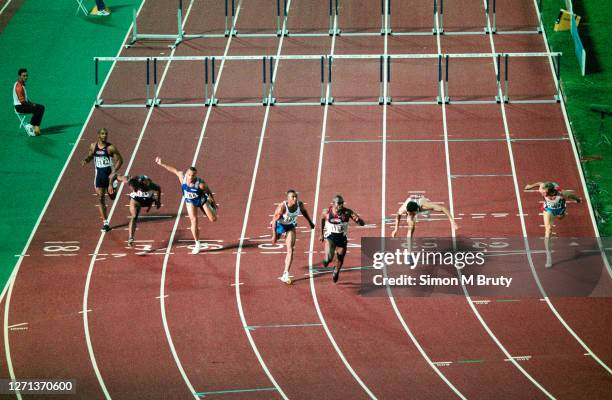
[95,157,112,168]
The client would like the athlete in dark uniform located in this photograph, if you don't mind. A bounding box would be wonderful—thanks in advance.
[117,175,162,246]
[525,181,582,267]
[155,157,217,254]
[319,195,365,283]
[81,128,123,232]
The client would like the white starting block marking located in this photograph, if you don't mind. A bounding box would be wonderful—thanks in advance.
[8,322,28,331]
[258,243,284,250]
[504,355,531,362]
[433,361,453,367]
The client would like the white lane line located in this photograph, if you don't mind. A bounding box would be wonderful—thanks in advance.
[381,5,466,397]
[83,1,199,398]
[3,2,151,399]
[487,0,612,375]
[158,3,243,399]
[232,2,293,399]
[531,0,612,280]
[0,0,14,16]
[440,3,554,398]
[305,7,378,400]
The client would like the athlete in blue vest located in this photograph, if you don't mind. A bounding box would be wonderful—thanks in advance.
[156,157,217,254]
[81,128,123,232]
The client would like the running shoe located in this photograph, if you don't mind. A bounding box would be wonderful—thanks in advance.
[101,223,111,232]
[191,242,201,254]
[97,9,110,16]
[332,268,340,283]
[25,124,35,137]
[127,237,134,247]
[280,272,292,285]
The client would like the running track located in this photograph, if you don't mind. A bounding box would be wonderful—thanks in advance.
[2,0,610,399]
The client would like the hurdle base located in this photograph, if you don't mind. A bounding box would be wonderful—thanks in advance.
[224,29,238,37]
[378,96,392,105]
[380,28,392,35]
[146,98,161,107]
[485,27,497,34]
[329,28,341,36]
[263,97,277,106]
[276,29,289,37]
[437,96,449,105]
[205,98,219,107]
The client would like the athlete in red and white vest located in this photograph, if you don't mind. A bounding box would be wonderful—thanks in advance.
[524,181,582,267]
[319,195,365,283]
[391,193,458,239]
[270,190,315,285]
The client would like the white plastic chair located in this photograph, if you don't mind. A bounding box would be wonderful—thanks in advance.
[14,109,27,129]
[75,0,88,15]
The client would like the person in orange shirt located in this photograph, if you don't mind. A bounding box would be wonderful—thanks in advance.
[13,68,45,136]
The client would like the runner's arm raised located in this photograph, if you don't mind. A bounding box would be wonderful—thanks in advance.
[155,157,184,181]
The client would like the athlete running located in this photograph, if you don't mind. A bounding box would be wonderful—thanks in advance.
[525,181,582,267]
[271,190,315,285]
[155,157,217,254]
[81,128,123,232]
[117,175,162,247]
[320,195,365,283]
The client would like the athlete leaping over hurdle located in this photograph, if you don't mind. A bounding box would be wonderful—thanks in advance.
[155,157,218,254]
[524,181,582,267]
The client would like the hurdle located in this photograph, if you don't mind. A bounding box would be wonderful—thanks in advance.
[127,0,186,48]
[225,0,237,37]
[485,0,542,35]
[379,56,391,104]
[94,52,561,108]
[329,0,340,36]
[276,0,288,37]
[381,0,391,35]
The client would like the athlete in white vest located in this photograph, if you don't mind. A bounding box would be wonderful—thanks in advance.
[391,194,458,239]
[270,190,315,285]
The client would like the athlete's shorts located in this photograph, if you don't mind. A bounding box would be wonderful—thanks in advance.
[185,194,209,208]
[325,232,348,248]
[95,167,112,188]
[276,222,296,235]
[544,206,566,217]
[132,197,155,208]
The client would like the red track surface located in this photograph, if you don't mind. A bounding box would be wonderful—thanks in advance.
[2,0,610,399]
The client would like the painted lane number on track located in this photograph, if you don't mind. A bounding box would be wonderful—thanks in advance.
[43,242,80,256]
[188,240,224,252]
